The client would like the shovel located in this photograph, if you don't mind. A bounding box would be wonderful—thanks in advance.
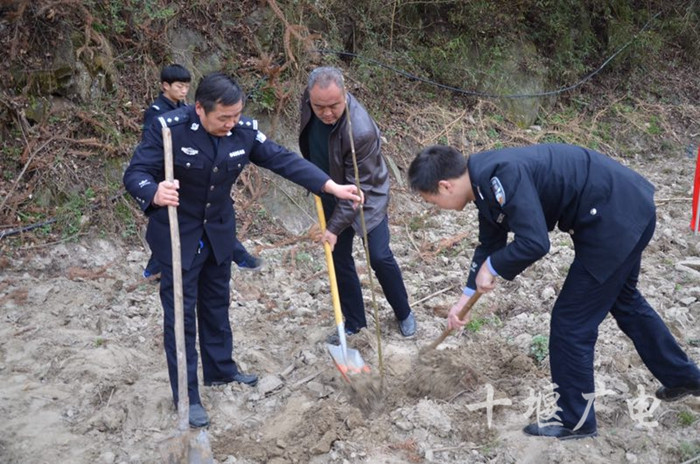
[314,194,369,382]
[424,292,482,351]
[158,125,214,463]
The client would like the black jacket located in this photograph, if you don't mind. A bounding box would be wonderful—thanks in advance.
[466,144,655,288]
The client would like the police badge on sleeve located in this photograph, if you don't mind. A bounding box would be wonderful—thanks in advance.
[490,177,506,206]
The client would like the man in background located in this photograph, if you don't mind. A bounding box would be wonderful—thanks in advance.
[142,64,191,133]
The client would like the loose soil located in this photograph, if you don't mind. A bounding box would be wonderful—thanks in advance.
[1,149,699,463]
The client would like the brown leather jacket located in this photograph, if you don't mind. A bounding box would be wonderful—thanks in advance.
[299,89,390,236]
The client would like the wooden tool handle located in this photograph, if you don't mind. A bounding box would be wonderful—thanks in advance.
[163,126,188,431]
[427,292,482,350]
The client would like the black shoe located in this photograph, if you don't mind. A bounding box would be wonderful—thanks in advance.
[398,312,416,337]
[236,253,263,271]
[189,403,210,428]
[655,378,700,401]
[204,371,258,387]
[326,327,359,345]
[523,422,597,440]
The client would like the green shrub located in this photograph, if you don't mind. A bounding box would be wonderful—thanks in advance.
[530,334,549,364]
[678,411,697,427]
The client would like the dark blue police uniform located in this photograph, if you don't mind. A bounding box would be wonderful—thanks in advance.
[141,92,187,277]
[124,106,332,406]
[465,143,700,432]
[143,92,185,133]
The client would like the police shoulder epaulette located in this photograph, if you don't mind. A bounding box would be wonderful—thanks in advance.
[237,116,258,131]
[157,110,189,128]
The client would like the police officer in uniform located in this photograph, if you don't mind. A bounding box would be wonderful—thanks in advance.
[124,73,361,427]
[408,143,700,439]
[140,64,191,279]
[140,64,262,280]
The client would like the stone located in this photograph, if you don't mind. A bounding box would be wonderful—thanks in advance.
[100,451,116,464]
[310,430,336,454]
[258,375,284,396]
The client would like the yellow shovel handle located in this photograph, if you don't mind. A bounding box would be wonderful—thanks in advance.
[314,195,344,326]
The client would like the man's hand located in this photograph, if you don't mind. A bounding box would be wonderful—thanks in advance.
[153,180,179,207]
[475,262,497,293]
[322,180,364,208]
[446,293,473,330]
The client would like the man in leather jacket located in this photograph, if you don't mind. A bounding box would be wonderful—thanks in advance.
[299,66,416,340]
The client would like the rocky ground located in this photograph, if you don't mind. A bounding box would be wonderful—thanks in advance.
[1,149,700,463]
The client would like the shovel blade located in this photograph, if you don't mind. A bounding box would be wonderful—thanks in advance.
[326,343,370,381]
[159,429,214,464]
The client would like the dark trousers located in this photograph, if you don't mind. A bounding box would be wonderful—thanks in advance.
[146,237,247,274]
[231,208,250,265]
[158,236,239,405]
[550,217,700,431]
[322,197,411,332]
